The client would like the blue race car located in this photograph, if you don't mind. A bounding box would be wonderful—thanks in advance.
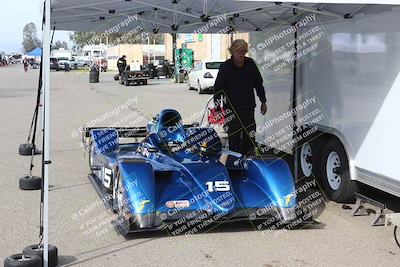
[84,109,317,236]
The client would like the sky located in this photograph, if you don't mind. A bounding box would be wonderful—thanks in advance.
[0,0,71,54]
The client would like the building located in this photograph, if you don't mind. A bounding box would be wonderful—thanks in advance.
[106,33,249,70]
[165,33,249,62]
[106,44,166,71]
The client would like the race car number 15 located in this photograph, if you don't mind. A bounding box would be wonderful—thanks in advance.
[205,181,230,192]
[102,167,112,188]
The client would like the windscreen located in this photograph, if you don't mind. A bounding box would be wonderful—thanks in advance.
[205,62,222,69]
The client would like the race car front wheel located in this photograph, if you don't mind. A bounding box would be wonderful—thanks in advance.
[321,139,357,203]
[114,170,131,235]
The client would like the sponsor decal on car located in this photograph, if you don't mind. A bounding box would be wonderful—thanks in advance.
[166,200,190,209]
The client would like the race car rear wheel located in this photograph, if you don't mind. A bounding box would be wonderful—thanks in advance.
[88,144,101,174]
[4,253,41,267]
[23,244,58,267]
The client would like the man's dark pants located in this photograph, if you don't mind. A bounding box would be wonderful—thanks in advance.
[225,108,256,155]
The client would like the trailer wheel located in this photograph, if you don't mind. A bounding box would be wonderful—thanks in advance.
[299,142,313,178]
[321,139,357,203]
[4,253,41,267]
[23,244,58,267]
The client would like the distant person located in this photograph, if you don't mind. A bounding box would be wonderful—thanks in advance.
[23,58,29,72]
[213,39,267,156]
[117,55,127,77]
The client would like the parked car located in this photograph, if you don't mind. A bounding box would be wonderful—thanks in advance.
[156,59,173,78]
[50,57,60,71]
[188,60,223,94]
[57,57,70,71]
[69,57,86,69]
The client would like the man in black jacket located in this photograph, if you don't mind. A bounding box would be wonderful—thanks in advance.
[117,55,127,77]
[214,39,267,155]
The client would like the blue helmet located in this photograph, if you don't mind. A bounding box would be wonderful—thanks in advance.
[156,109,186,145]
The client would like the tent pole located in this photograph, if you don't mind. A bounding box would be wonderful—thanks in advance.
[292,21,299,183]
[42,0,51,266]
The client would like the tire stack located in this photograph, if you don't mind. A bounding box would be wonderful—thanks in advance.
[4,244,58,267]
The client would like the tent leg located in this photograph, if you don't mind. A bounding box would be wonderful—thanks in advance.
[42,0,51,266]
[292,21,299,183]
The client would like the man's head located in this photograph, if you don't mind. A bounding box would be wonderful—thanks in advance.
[229,39,248,65]
[122,55,126,59]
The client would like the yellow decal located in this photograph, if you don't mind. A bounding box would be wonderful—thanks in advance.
[138,200,150,212]
[285,195,292,207]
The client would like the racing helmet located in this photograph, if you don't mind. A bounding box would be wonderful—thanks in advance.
[156,109,186,145]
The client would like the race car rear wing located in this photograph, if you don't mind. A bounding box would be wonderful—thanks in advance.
[82,126,148,138]
[82,123,200,139]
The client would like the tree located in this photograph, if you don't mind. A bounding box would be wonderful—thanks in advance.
[22,23,41,53]
[52,41,69,50]
[69,31,164,48]
[69,32,103,49]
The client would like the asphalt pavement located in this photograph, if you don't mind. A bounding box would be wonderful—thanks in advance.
[1,64,399,267]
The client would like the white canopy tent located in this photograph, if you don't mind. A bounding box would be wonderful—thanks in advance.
[38,1,399,266]
[50,0,399,33]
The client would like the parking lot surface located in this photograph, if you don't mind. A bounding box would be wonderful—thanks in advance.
[1,65,399,266]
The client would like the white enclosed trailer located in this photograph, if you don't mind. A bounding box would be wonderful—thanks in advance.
[251,4,400,202]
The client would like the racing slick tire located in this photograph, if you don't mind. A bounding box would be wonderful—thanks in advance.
[19,175,41,190]
[88,144,100,174]
[113,170,132,235]
[321,139,357,203]
[4,253,41,267]
[19,143,38,156]
[23,244,58,267]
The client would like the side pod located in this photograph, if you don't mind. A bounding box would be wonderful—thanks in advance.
[246,159,297,219]
[118,159,158,229]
